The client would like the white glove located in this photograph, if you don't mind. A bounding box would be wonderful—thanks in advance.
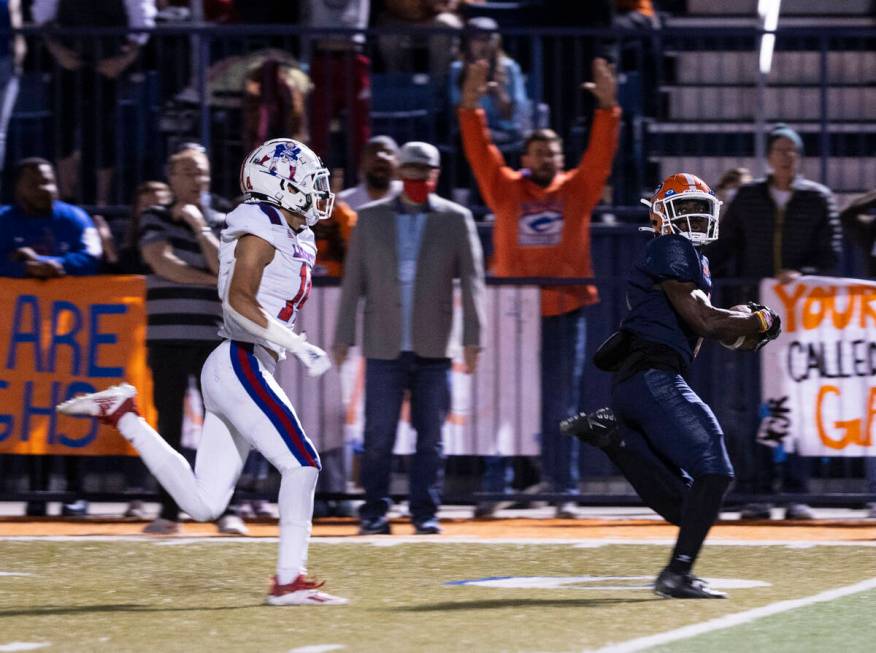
[291,335,331,377]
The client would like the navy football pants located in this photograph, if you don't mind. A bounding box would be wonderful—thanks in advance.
[608,369,734,525]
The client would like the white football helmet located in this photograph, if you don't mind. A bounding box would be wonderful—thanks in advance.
[239,138,334,226]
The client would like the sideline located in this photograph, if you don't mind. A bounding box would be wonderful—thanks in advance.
[589,577,876,653]
[1,535,876,547]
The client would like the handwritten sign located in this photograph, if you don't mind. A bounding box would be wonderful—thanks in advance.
[759,277,876,456]
[0,277,156,455]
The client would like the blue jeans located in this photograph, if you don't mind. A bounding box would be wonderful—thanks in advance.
[612,369,734,479]
[360,353,450,522]
[540,308,587,494]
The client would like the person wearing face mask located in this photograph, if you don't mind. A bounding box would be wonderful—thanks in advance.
[333,141,485,535]
[458,57,620,517]
[137,146,246,535]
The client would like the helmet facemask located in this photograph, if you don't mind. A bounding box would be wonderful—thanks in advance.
[652,192,721,246]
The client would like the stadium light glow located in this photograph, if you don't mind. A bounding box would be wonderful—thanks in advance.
[758,0,782,75]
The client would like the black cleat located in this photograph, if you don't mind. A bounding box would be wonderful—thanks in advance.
[559,407,620,448]
[654,568,727,599]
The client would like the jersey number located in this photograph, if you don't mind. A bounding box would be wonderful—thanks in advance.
[278,265,312,322]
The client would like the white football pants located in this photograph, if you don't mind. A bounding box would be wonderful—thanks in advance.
[117,339,321,584]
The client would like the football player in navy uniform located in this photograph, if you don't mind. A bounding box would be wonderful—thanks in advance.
[563,173,781,598]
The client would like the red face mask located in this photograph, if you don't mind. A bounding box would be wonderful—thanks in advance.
[402,178,436,204]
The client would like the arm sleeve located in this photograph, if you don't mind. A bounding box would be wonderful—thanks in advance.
[644,236,700,283]
[124,0,157,45]
[807,189,842,275]
[563,106,622,211]
[455,209,485,347]
[54,208,103,275]
[31,0,59,24]
[458,107,517,210]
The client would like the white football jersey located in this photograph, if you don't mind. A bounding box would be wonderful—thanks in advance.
[217,201,316,355]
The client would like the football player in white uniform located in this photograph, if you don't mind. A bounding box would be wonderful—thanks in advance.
[57,138,347,606]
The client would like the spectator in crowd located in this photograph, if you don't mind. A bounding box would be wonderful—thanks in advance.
[449,17,529,146]
[458,58,620,517]
[333,141,485,535]
[0,158,102,277]
[138,146,246,535]
[706,123,842,521]
[0,1,24,194]
[839,190,876,277]
[338,135,402,210]
[838,189,876,520]
[33,0,157,206]
[714,167,752,215]
[302,0,371,168]
[376,0,463,82]
[0,157,103,516]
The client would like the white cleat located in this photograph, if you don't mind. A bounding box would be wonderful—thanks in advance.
[56,383,139,426]
[265,575,349,606]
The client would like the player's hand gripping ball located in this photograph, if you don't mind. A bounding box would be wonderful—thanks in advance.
[721,303,782,351]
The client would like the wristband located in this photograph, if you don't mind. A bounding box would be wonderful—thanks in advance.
[754,310,770,332]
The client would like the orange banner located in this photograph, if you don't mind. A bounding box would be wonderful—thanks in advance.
[0,276,156,456]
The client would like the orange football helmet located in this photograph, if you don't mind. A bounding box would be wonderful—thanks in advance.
[640,173,722,246]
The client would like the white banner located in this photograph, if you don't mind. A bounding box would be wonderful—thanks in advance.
[275,285,542,456]
[759,276,876,457]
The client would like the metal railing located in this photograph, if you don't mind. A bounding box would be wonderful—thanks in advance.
[1,24,872,210]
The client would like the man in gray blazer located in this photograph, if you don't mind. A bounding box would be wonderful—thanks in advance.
[333,141,486,535]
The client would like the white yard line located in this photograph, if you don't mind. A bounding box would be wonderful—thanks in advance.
[589,576,876,653]
[1,535,875,548]
[0,643,50,652]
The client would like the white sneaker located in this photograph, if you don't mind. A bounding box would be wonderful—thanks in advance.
[217,514,249,535]
[56,383,139,426]
[266,575,348,606]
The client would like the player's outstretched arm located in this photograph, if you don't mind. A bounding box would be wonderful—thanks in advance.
[661,279,775,342]
[224,235,330,376]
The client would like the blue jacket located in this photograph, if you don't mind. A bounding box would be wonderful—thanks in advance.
[0,200,103,277]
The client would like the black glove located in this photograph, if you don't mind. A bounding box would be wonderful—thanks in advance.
[747,302,782,350]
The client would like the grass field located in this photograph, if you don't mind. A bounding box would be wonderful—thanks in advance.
[2,534,876,653]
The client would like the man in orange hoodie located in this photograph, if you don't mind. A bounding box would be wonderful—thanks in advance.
[458,58,620,515]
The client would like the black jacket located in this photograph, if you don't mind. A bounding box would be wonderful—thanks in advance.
[706,175,841,279]
[839,190,876,278]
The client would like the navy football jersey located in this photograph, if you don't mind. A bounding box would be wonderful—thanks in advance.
[622,234,712,365]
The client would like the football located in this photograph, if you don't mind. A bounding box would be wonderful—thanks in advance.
[721,304,761,351]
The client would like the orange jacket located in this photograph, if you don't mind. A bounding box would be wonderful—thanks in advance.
[459,106,621,316]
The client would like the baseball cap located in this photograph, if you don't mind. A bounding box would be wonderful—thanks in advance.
[467,16,499,32]
[767,123,804,154]
[398,141,440,168]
